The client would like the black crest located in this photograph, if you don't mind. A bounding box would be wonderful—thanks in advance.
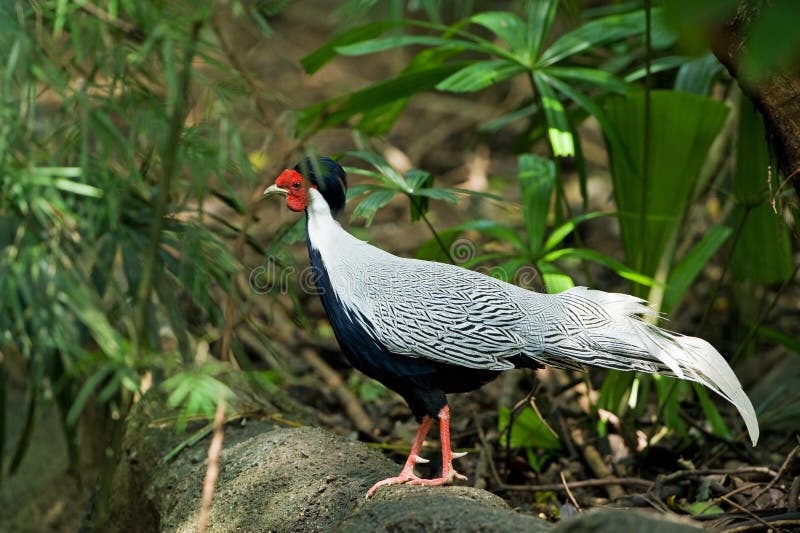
[294,157,347,217]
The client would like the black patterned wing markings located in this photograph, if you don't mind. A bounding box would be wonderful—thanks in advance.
[359,262,528,370]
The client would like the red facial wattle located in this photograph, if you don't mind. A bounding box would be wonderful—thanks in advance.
[275,169,308,212]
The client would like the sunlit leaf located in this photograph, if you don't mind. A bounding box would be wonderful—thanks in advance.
[436,59,525,92]
[533,73,574,157]
[663,224,731,313]
[518,154,555,253]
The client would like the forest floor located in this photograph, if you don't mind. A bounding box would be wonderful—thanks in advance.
[2,1,799,532]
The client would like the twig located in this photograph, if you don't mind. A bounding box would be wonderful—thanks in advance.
[743,444,800,507]
[198,398,226,533]
[719,495,776,532]
[473,413,504,489]
[696,482,761,516]
[658,466,779,485]
[788,476,799,513]
[133,21,202,354]
[570,427,625,499]
[300,348,375,436]
[499,477,652,492]
[79,2,137,34]
[721,516,800,533]
[731,262,800,365]
[561,471,582,512]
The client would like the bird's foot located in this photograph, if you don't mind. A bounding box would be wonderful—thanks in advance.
[366,454,429,498]
[366,472,423,498]
[407,462,468,487]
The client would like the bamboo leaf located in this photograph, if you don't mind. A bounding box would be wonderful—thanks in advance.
[436,60,525,92]
[527,0,560,61]
[663,224,731,313]
[543,247,655,286]
[298,63,467,134]
[301,21,397,73]
[351,190,398,226]
[533,73,574,157]
[674,53,724,95]
[470,11,528,57]
[537,261,574,293]
[543,211,611,252]
[539,8,661,66]
[519,154,556,254]
[336,35,480,56]
[542,66,630,94]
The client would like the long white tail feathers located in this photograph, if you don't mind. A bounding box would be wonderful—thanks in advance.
[542,287,759,446]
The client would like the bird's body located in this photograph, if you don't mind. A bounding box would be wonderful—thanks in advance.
[265,157,759,497]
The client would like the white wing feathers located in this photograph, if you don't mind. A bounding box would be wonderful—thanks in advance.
[313,225,758,446]
[530,287,759,446]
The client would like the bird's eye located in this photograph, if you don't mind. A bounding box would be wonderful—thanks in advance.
[292,181,301,190]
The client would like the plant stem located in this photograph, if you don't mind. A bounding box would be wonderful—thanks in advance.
[408,194,455,264]
[695,206,752,335]
[638,0,652,279]
[731,262,799,365]
[132,22,202,356]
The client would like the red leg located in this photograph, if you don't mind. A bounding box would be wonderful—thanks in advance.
[366,416,433,498]
[408,405,468,486]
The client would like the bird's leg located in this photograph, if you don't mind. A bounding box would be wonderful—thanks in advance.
[408,405,468,487]
[366,415,433,498]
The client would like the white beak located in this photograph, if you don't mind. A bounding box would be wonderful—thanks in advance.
[263,184,288,197]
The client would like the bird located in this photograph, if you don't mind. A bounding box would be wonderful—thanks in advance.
[264,156,759,498]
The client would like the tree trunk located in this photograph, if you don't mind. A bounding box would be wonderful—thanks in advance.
[711,2,800,198]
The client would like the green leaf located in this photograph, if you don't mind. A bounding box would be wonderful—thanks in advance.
[470,11,528,57]
[498,406,561,450]
[543,248,655,286]
[526,0,560,61]
[458,219,528,253]
[537,261,574,293]
[543,211,611,252]
[730,100,794,283]
[663,224,731,313]
[625,55,688,82]
[415,227,462,263]
[518,154,556,253]
[539,8,661,66]
[604,90,729,280]
[298,63,468,134]
[436,59,525,92]
[756,325,800,354]
[480,103,538,133]
[533,73,574,157]
[542,67,629,94]
[67,364,114,426]
[674,53,724,95]
[654,376,688,437]
[336,35,468,55]
[346,151,408,190]
[301,21,397,73]
[539,73,632,174]
[598,371,636,412]
[693,383,732,440]
[683,501,724,516]
[351,190,398,226]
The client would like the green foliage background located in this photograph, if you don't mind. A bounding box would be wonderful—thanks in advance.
[0,0,798,518]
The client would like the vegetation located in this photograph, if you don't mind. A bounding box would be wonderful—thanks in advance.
[1,0,797,530]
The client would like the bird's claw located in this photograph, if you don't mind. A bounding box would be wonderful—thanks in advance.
[407,466,468,486]
[366,473,422,499]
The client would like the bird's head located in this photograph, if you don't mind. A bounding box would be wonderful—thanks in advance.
[264,157,347,217]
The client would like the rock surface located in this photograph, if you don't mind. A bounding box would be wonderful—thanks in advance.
[104,393,703,532]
